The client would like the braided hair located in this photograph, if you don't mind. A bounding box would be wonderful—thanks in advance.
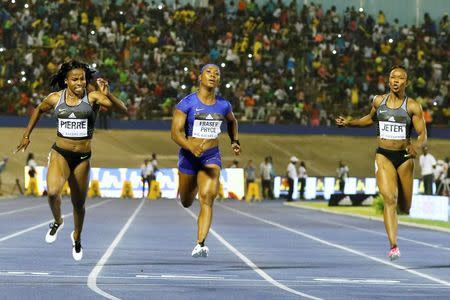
[50,60,96,89]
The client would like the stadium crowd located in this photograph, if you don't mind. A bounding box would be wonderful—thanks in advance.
[0,0,449,126]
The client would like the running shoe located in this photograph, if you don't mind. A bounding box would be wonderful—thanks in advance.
[388,246,400,261]
[71,231,83,261]
[191,244,209,258]
[45,220,64,243]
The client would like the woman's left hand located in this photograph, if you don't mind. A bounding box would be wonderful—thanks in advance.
[15,136,30,154]
[231,142,241,156]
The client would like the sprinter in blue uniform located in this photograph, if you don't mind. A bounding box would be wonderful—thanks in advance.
[335,65,427,261]
[171,64,241,257]
[16,60,128,261]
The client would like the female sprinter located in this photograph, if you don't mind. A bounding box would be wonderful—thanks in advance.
[171,64,241,257]
[336,65,426,260]
[15,60,128,261]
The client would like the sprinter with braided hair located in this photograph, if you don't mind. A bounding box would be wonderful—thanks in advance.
[16,60,127,261]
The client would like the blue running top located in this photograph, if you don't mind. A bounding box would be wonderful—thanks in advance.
[175,92,232,139]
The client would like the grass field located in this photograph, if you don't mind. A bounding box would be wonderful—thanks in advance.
[1,127,449,196]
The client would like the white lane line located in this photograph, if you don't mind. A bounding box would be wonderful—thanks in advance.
[297,213,450,251]
[161,274,226,280]
[219,204,450,287]
[87,199,145,300]
[5,271,50,276]
[0,199,113,243]
[182,205,322,300]
[286,202,450,233]
[313,278,400,284]
[0,203,48,217]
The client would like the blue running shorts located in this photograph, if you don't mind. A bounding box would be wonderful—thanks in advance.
[178,147,222,175]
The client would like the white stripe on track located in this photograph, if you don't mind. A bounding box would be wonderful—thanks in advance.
[285,202,450,234]
[219,204,450,287]
[0,199,113,243]
[182,204,322,300]
[298,213,450,252]
[87,199,145,300]
[0,203,47,217]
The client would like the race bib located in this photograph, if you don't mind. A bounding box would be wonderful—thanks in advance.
[379,121,406,140]
[58,118,88,138]
[192,120,222,139]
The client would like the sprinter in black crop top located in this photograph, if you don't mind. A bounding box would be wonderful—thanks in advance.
[15,60,128,261]
[335,65,427,261]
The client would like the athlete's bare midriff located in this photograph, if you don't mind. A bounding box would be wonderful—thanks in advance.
[55,136,92,152]
[187,136,219,151]
[377,137,410,151]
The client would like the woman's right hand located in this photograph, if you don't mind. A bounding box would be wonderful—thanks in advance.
[189,139,206,157]
[15,136,30,154]
[335,116,349,127]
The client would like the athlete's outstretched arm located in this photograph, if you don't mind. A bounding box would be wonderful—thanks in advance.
[225,111,240,155]
[15,93,58,153]
[407,99,427,158]
[335,95,380,127]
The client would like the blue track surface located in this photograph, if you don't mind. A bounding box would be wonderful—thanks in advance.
[0,197,449,299]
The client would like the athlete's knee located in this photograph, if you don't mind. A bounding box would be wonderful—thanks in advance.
[72,200,86,212]
[180,196,194,208]
[179,190,195,207]
[382,194,397,207]
[198,189,217,202]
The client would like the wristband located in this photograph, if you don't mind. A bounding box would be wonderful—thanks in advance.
[231,140,240,146]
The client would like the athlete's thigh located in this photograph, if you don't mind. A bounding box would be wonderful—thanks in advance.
[178,171,198,201]
[396,159,414,210]
[197,165,221,205]
[375,154,398,199]
[46,149,70,195]
[68,159,90,201]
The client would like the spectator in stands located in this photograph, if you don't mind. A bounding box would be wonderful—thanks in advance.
[0,1,449,129]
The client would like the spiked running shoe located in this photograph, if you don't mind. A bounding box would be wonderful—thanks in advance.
[191,244,209,258]
[45,220,64,243]
[388,246,400,261]
[71,231,83,261]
